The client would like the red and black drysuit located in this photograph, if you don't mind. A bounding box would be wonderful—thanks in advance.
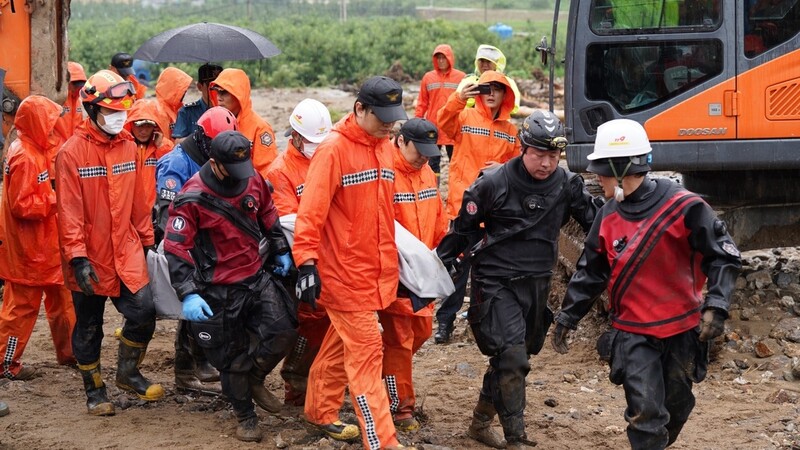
[555,177,741,450]
[164,164,297,422]
[436,157,600,444]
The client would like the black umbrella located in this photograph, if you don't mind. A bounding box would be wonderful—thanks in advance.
[133,22,281,63]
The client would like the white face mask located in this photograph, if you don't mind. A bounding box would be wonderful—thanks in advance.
[301,142,319,159]
[99,110,127,135]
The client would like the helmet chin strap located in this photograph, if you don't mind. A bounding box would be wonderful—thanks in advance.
[607,158,633,202]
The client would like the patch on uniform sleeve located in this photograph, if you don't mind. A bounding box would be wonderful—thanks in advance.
[159,189,176,201]
[466,201,478,215]
[165,178,178,190]
[722,241,740,258]
[260,131,274,147]
[171,217,186,231]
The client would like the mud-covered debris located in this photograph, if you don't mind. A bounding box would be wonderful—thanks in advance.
[755,340,776,358]
[766,389,800,404]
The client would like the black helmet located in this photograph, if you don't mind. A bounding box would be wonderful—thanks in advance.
[518,110,568,151]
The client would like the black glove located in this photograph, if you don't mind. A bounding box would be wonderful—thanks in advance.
[143,245,156,255]
[551,323,570,354]
[699,308,726,342]
[70,257,99,296]
[295,264,321,310]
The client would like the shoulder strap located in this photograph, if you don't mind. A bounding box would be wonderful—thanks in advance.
[610,190,702,306]
[472,169,570,257]
[173,191,261,242]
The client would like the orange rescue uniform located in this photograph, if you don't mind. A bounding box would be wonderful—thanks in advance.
[414,44,465,147]
[293,112,399,449]
[379,147,447,422]
[54,62,88,145]
[56,120,154,297]
[265,142,330,406]
[0,96,76,378]
[154,67,193,134]
[210,69,278,178]
[125,99,173,210]
[437,70,520,220]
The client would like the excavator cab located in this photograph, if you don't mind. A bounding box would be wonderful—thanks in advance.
[549,0,800,249]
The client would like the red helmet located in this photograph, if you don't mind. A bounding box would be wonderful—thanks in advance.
[80,70,135,111]
[197,106,238,139]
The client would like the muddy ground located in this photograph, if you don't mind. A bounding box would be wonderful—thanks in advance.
[2,87,800,449]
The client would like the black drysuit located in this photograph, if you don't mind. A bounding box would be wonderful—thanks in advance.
[437,156,600,443]
[164,164,297,421]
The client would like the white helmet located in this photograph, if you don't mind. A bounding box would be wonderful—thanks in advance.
[587,118,651,160]
[288,98,332,144]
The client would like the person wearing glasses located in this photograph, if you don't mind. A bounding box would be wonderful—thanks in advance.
[56,70,163,417]
[436,110,602,449]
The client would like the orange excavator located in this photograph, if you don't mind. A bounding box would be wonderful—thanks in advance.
[1,0,70,145]
[543,0,800,250]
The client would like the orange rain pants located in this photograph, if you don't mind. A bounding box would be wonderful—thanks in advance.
[0,282,75,378]
[281,301,330,405]
[305,308,399,450]
[378,307,432,422]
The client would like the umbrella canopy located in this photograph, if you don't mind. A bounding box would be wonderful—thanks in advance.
[134,22,281,63]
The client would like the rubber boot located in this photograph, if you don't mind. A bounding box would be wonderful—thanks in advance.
[115,336,165,401]
[189,333,220,382]
[467,398,507,449]
[195,359,221,383]
[77,361,115,416]
[235,415,263,442]
[500,413,537,448]
[174,343,221,395]
[0,400,8,417]
[249,355,283,414]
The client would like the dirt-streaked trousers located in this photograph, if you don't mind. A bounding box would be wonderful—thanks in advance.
[609,328,707,450]
[71,283,156,364]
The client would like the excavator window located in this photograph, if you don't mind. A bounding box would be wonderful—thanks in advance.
[744,0,800,57]
[586,40,722,112]
[591,0,722,32]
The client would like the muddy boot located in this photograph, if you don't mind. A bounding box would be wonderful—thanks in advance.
[235,416,262,442]
[195,359,220,383]
[307,419,361,441]
[249,356,282,414]
[174,345,221,395]
[434,321,454,344]
[77,361,115,416]
[467,398,507,449]
[501,413,537,449]
[189,333,220,382]
[115,337,164,401]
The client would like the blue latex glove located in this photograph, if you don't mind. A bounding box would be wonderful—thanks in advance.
[182,293,213,322]
[273,252,293,277]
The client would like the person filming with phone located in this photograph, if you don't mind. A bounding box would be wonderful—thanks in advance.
[434,70,520,345]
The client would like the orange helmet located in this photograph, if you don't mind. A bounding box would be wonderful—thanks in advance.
[80,70,135,111]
